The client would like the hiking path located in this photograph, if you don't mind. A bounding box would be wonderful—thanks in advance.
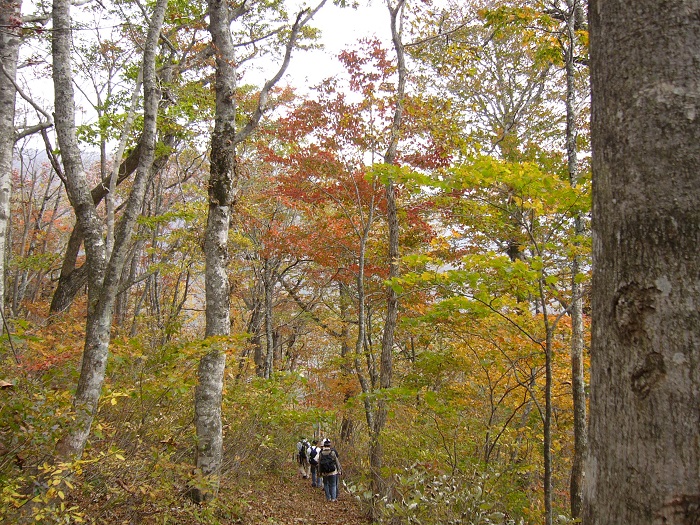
[232,460,372,525]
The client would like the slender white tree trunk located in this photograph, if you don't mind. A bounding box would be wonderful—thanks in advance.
[0,0,21,335]
[564,0,587,520]
[586,1,700,524]
[195,0,326,500]
[53,0,167,461]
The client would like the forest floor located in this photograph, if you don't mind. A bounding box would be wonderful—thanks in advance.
[66,457,373,525]
[225,462,372,525]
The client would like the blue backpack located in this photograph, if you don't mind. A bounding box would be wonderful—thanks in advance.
[309,446,319,466]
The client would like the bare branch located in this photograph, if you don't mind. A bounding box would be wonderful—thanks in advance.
[14,122,52,141]
[234,0,327,144]
[405,21,470,49]
[0,61,53,140]
[40,128,66,185]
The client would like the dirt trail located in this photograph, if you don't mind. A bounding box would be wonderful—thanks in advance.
[238,463,371,525]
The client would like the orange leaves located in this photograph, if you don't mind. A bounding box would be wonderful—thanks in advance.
[13,316,84,373]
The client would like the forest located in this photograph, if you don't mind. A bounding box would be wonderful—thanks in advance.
[0,0,697,524]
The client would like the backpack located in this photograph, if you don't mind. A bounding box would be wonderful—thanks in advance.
[319,449,336,474]
[308,447,318,465]
[298,442,308,464]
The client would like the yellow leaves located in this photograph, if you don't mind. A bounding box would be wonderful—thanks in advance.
[101,390,131,409]
[419,271,435,282]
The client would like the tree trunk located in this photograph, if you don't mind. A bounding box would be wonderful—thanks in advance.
[48,132,178,316]
[585,2,700,524]
[263,259,275,379]
[194,0,324,501]
[569,219,586,520]
[194,0,239,501]
[0,0,21,335]
[49,142,141,315]
[368,0,406,500]
[247,283,265,378]
[564,0,587,520]
[539,281,553,525]
[339,281,355,443]
[353,190,376,432]
[53,0,166,460]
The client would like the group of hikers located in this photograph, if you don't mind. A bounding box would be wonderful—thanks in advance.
[295,437,342,502]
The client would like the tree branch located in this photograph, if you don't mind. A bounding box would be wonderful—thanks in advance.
[234,0,327,144]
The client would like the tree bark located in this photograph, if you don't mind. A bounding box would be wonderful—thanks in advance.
[564,0,587,520]
[0,0,21,335]
[194,0,325,501]
[585,2,700,524]
[54,0,167,460]
[192,0,238,502]
[368,0,405,500]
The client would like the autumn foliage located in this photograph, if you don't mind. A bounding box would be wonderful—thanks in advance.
[0,0,590,524]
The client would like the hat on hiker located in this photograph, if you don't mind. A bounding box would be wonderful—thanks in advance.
[323,438,331,446]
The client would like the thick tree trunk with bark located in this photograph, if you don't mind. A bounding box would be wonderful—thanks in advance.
[585,2,700,524]
[53,0,166,460]
[195,0,324,501]
[193,0,238,502]
[51,0,107,454]
[0,0,21,334]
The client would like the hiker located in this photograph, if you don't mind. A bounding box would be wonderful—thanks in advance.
[319,438,342,502]
[296,437,310,479]
[308,439,324,488]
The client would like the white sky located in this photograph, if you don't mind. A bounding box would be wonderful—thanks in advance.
[15,0,396,141]
[277,1,394,90]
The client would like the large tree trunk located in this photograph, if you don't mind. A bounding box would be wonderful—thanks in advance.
[0,0,21,334]
[53,0,166,460]
[192,0,238,503]
[194,0,324,501]
[585,2,700,524]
